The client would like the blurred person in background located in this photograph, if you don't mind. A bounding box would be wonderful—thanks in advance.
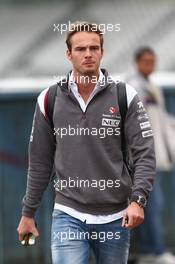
[126,46,175,264]
[17,23,156,264]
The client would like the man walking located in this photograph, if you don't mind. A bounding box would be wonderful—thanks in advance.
[17,22,156,264]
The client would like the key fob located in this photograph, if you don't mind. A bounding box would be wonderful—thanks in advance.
[21,233,35,246]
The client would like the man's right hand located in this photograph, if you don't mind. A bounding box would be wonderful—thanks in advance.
[17,216,39,241]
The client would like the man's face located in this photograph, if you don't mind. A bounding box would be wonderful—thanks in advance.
[66,32,103,76]
[137,52,156,78]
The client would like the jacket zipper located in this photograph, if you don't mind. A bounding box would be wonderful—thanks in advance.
[65,84,110,119]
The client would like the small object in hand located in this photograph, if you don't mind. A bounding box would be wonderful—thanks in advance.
[21,233,35,246]
[125,217,128,225]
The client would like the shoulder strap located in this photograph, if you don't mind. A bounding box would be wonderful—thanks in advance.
[46,83,58,182]
[117,81,127,121]
[117,82,127,162]
[46,83,58,130]
[46,79,68,130]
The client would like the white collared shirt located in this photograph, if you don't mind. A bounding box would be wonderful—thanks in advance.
[68,70,104,112]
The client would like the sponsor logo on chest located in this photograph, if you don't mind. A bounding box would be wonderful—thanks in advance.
[102,118,120,127]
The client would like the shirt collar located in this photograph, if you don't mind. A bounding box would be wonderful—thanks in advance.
[68,70,104,92]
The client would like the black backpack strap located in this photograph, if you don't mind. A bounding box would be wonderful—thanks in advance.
[46,83,58,131]
[117,82,128,163]
[45,83,58,182]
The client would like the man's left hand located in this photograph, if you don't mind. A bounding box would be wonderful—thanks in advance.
[121,202,144,229]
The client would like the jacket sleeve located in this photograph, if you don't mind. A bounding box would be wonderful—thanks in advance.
[22,89,55,217]
[125,88,156,200]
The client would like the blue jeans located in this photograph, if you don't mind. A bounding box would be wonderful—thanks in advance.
[51,209,130,264]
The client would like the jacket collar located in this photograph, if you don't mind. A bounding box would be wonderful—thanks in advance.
[58,68,115,93]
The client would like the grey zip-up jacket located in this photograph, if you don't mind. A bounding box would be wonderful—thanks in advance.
[22,69,156,217]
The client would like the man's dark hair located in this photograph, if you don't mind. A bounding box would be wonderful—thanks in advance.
[66,21,104,51]
[134,46,155,61]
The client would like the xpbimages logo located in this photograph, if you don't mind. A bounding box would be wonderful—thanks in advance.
[54,177,121,191]
[54,125,120,139]
[52,73,121,86]
[53,229,121,243]
[53,21,120,35]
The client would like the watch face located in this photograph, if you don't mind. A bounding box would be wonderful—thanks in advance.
[137,196,146,207]
[131,195,147,207]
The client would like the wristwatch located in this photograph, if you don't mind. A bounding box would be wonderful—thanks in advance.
[130,195,147,208]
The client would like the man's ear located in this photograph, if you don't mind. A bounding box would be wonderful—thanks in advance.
[101,48,104,59]
[66,49,72,61]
